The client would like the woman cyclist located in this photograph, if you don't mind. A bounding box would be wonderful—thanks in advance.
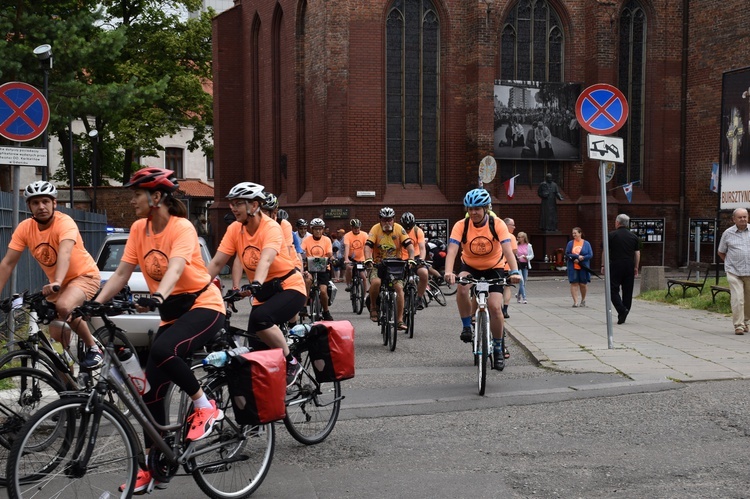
[206,182,308,385]
[93,167,226,493]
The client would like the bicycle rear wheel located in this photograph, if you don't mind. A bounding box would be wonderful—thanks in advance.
[283,349,342,445]
[0,367,66,486]
[476,312,489,396]
[190,375,275,499]
[7,396,138,498]
[429,281,447,306]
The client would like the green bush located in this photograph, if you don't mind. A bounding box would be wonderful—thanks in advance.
[638,277,731,315]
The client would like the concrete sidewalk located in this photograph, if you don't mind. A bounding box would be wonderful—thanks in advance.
[504,276,748,383]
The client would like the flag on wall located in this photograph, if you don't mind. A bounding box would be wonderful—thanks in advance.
[623,182,633,203]
[503,175,520,199]
[710,162,719,193]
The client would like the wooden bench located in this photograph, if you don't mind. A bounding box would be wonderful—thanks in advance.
[666,262,711,298]
[710,285,730,303]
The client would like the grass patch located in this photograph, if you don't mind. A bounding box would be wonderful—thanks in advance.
[638,277,731,315]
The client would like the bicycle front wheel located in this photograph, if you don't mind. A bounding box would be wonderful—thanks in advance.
[476,312,489,396]
[0,367,67,486]
[310,289,322,322]
[405,286,416,339]
[190,375,275,499]
[387,292,398,352]
[439,278,458,296]
[0,349,61,381]
[7,396,138,499]
[284,349,342,445]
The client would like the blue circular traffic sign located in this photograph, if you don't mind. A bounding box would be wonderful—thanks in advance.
[575,83,629,135]
[0,81,50,142]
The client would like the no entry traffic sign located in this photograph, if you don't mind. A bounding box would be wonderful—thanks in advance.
[0,82,50,142]
[575,83,629,135]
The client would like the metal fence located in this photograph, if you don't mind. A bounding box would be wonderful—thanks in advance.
[0,191,108,299]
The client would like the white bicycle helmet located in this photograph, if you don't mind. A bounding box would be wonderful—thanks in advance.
[309,218,325,228]
[226,182,265,201]
[24,181,58,201]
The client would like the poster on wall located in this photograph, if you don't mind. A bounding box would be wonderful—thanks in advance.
[493,80,582,162]
[720,67,750,209]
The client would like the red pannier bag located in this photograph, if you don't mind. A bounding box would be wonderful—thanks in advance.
[308,320,355,382]
[227,348,286,425]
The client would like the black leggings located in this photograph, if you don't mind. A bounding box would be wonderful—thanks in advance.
[143,308,225,447]
[248,289,307,333]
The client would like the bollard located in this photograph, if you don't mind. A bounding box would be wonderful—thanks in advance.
[640,266,665,292]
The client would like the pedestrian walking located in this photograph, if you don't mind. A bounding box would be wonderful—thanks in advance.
[717,208,750,335]
[604,214,641,324]
[566,227,593,307]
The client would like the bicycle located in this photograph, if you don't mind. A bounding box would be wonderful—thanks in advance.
[304,256,329,322]
[403,266,418,339]
[423,277,447,307]
[457,276,509,396]
[374,258,408,351]
[348,260,366,315]
[207,290,344,445]
[426,260,457,296]
[5,299,275,499]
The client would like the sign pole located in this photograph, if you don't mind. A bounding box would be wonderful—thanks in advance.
[599,161,614,348]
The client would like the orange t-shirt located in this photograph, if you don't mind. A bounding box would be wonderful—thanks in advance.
[217,214,306,299]
[401,226,425,259]
[279,219,296,259]
[9,212,100,286]
[123,216,224,319]
[343,231,368,261]
[503,233,518,271]
[449,216,512,270]
[571,239,584,270]
[301,235,333,258]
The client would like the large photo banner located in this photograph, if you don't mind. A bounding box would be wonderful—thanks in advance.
[494,80,581,162]
[720,67,750,209]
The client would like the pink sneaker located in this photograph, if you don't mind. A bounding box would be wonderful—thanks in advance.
[186,400,224,441]
[119,469,168,493]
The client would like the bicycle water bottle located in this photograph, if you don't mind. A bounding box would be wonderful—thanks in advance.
[203,346,251,367]
[118,348,150,395]
[290,324,311,337]
[49,339,75,368]
[328,281,337,306]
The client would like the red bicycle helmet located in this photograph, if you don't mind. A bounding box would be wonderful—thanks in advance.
[125,167,179,193]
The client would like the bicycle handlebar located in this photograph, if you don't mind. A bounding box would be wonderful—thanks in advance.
[457,276,510,287]
[72,299,136,320]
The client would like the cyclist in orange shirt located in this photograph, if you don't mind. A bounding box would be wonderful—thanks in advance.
[343,218,369,293]
[0,181,103,368]
[400,212,429,310]
[301,218,335,321]
[364,207,416,330]
[206,182,307,386]
[444,189,521,370]
[93,168,226,493]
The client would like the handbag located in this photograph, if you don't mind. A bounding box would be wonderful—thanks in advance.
[158,282,211,322]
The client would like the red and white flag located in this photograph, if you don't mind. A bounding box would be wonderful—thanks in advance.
[503,175,520,199]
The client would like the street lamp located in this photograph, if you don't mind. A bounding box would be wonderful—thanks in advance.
[33,44,53,181]
[89,129,98,211]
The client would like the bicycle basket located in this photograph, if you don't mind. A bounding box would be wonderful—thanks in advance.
[383,258,407,280]
[307,257,328,273]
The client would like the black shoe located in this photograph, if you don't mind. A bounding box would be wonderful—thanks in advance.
[502,306,509,319]
[416,297,425,311]
[322,311,333,321]
[493,351,505,371]
[460,326,473,343]
[617,312,627,325]
[345,286,351,292]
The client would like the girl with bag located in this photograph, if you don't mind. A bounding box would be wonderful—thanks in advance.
[515,232,534,303]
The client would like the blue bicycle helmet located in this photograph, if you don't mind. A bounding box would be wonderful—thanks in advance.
[463,188,492,208]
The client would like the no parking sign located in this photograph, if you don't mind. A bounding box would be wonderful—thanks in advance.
[0,82,50,142]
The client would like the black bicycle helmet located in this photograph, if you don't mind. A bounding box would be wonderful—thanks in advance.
[400,212,416,230]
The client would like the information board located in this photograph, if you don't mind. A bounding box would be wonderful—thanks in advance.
[688,218,716,244]
[416,219,449,243]
[629,218,665,266]
[629,218,665,243]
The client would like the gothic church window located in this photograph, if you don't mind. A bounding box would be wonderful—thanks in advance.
[386,0,440,185]
[617,1,646,185]
[499,0,564,187]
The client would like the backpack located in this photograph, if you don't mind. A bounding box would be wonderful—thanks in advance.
[462,215,499,245]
